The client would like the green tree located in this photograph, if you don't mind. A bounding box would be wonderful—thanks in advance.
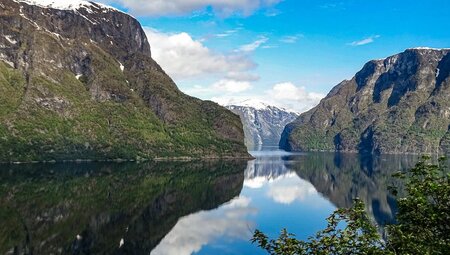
[387,156,450,255]
[252,157,450,255]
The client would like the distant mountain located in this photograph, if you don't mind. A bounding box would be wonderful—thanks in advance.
[281,48,450,154]
[226,100,299,149]
[0,0,248,162]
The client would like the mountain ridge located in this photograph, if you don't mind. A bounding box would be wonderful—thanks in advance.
[281,48,450,155]
[226,101,298,149]
[0,0,249,162]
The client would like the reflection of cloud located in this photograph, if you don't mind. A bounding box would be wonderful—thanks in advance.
[267,181,317,204]
[244,159,298,189]
[151,196,257,255]
[243,158,319,205]
[244,176,267,189]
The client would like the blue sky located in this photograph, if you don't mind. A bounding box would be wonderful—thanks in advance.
[102,0,450,112]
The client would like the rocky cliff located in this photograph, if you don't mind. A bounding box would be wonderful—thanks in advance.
[226,101,298,149]
[281,48,450,154]
[0,0,248,162]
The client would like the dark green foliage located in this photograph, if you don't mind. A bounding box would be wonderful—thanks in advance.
[252,200,389,255]
[387,156,450,255]
[252,157,450,254]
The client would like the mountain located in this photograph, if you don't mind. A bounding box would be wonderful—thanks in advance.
[0,0,248,162]
[226,100,298,149]
[281,48,450,154]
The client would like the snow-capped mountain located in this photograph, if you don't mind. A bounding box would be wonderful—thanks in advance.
[226,100,299,149]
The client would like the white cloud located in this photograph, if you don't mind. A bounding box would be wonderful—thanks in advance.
[225,71,260,82]
[215,29,240,38]
[348,35,380,46]
[212,82,325,113]
[106,0,282,17]
[239,36,269,52]
[151,196,257,255]
[280,34,303,44]
[212,79,252,93]
[144,28,256,80]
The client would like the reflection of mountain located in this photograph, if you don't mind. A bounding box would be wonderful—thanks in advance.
[244,156,293,189]
[288,153,417,226]
[0,161,246,254]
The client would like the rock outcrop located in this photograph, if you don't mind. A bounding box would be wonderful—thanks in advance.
[226,101,298,149]
[0,0,248,162]
[281,48,450,155]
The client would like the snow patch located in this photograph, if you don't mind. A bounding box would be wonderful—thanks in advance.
[4,35,17,44]
[228,99,271,110]
[20,13,41,28]
[75,74,82,80]
[436,68,440,78]
[0,58,15,68]
[408,47,450,51]
[13,0,120,13]
[118,61,124,72]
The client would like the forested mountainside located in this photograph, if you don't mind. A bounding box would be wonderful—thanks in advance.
[0,0,248,162]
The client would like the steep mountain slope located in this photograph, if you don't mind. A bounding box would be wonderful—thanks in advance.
[226,100,298,148]
[281,48,450,154]
[0,0,248,162]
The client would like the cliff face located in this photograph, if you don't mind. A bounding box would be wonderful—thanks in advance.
[226,103,298,149]
[0,0,248,161]
[281,48,450,154]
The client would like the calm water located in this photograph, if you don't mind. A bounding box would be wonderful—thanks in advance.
[0,149,420,254]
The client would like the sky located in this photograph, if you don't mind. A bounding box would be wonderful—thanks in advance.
[99,0,450,113]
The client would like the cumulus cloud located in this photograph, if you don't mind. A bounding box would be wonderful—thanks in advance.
[105,0,282,17]
[212,79,252,93]
[144,28,256,80]
[151,196,257,255]
[348,35,380,46]
[212,82,325,113]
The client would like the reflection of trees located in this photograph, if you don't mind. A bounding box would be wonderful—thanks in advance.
[286,153,418,226]
[0,160,246,254]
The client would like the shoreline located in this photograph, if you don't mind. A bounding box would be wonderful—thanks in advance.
[283,149,447,156]
[0,154,255,165]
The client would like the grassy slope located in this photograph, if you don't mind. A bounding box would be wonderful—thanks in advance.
[0,43,246,162]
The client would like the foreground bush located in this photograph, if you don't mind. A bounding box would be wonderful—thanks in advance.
[252,157,450,255]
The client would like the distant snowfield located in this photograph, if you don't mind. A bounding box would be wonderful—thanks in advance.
[226,98,299,114]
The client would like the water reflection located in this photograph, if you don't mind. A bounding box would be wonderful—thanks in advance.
[0,152,421,254]
[0,161,246,255]
[151,196,257,255]
[288,153,418,226]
